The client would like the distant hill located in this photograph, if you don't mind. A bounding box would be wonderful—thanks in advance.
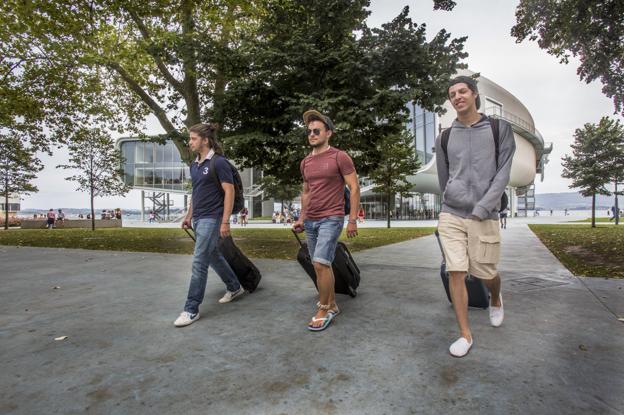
[536,192,619,210]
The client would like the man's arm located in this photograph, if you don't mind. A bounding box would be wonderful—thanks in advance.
[472,122,516,220]
[182,199,193,229]
[344,171,360,238]
[220,182,234,237]
[293,182,309,232]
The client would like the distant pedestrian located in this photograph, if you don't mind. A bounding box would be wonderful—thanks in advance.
[357,207,365,223]
[550,209,553,216]
[564,208,568,216]
[148,211,155,223]
[240,207,248,226]
[610,205,618,221]
[499,208,508,229]
[57,209,65,223]
[46,209,56,229]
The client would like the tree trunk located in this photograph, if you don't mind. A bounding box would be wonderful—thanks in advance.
[615,180,620,225]
[386,192,391,229]
[591,193,596,228]
[4,184,8,231]
[90,178,95,231]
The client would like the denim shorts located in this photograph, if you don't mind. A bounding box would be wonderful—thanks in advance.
[304,216,344,266]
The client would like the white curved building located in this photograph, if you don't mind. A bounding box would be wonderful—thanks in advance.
[361,70,552,218]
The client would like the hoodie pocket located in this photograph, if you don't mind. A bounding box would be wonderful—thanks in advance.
[443,179,471,210]
[476,235,500,264]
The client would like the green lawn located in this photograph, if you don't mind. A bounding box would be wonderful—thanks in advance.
[529,224,624,278]
[0,227,435,260]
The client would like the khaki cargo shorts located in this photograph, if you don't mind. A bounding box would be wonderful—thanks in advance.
[437,212,501,280]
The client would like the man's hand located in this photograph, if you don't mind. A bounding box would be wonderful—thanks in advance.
[220,223,231,238]
[182,218,191,229]
[292,219,304,233]
[346,220,358,238]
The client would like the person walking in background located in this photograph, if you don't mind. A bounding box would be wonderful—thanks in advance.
[46,209,56,229]
[357,207,365,223]
[435,76,516,357]
[239,206,248,226]
[499,207,508,229]
[293,109,360,332]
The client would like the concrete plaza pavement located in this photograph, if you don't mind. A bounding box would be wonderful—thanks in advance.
[0,225,623,414]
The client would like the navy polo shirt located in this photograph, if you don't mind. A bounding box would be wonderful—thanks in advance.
[190,154,234,219]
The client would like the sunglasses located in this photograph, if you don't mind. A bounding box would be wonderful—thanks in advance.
[306,128,323,136]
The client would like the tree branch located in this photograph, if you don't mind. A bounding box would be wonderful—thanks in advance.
[180,0,201,127]
[107,62,177,133]
[124,7,186,95]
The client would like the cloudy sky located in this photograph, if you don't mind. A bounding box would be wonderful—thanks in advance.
[21,0,622,210]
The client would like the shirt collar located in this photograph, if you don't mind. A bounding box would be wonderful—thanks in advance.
[194,149,216,164]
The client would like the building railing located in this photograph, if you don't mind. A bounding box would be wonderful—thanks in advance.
[484,107,535,135]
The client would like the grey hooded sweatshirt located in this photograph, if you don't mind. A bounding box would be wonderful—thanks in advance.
[435,115,516,221]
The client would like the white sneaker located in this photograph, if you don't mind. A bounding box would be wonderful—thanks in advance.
[449,337,473,357]
[174,311,200,327]
[218,287,245,304]
[489,294,504,327]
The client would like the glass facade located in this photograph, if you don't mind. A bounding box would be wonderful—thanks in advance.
[120,140,190,192]
[360,192,440,220]
[406,101,436,165]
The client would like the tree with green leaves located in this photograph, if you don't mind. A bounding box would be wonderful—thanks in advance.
[511,0,624,116]
[562,120,613,228]
[368,131,421,228]
[58,128,129,231]
[224,3,466,190]
[259,176,300,215]
[1,0,266,160]
[600,117,624,225]
[0,134,43,229]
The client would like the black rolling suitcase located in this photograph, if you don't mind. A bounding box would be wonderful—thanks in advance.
[184,228,262,293]
[434,230,489,309]
[292,230,360,297]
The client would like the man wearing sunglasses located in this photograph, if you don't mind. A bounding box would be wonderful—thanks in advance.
[293,109,360,332]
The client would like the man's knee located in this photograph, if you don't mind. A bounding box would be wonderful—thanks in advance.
[313,261,331,273]
[449,271,466,283]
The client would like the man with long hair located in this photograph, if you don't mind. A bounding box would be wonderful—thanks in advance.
[174,123,245,327]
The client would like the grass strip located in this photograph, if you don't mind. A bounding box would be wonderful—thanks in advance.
[0,227,435,260]
[529,224,624,278]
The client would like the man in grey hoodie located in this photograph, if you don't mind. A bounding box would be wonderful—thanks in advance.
[435,76,516,357]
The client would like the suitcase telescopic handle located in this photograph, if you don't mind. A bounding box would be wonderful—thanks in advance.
[434,230,446,263]
[291,229,305,248]
[184,227,196,242]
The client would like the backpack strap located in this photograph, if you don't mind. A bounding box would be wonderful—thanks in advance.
[209,155,224,195]
[441,117,500,169]
[441,127,451,168]
[489,117,500,169]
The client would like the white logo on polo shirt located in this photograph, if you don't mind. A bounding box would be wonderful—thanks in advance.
[203,167,209,175]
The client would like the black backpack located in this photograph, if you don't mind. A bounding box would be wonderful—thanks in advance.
[209,155,245,214]
[440,117,508,212]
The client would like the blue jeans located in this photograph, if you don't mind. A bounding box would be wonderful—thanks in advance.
[184,218,241,314]
[304,216,344,266]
